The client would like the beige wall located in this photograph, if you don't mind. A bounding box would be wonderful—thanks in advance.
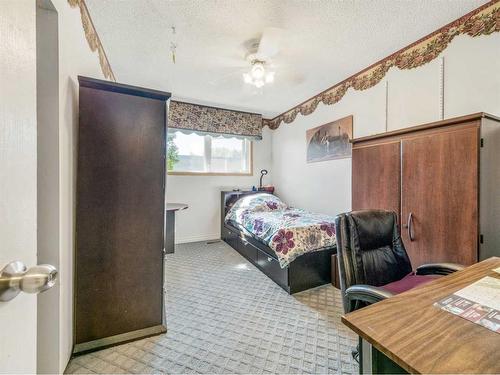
[271,33,500,217]
[167,127,273,243]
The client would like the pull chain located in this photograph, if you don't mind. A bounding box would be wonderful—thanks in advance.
[170,26,177,64]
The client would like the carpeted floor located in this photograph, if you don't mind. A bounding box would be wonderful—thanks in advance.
[66,241,358,374]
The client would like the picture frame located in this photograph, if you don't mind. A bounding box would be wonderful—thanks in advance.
[306,115,353,163]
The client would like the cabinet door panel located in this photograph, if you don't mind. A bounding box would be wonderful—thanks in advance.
[401,125,478,267]
[76,87,166,345]
[352,142,401,215]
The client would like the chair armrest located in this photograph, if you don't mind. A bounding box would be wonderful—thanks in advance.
[416,263,465,276]
[345,284,395,306]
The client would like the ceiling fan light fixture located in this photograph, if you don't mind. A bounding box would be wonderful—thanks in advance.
[251,62,265,79]
[243,73,252,84]
[243,60,275,88]
[265,71,275,83]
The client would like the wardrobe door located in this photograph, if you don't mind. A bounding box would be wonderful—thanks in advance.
[352,141,401,215]
[401,125,479,267]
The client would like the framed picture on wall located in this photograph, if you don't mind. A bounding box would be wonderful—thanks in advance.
[306,115,353,163]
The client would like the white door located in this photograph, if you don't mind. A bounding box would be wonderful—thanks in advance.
[0,1,57,372]
[0,0,38,371]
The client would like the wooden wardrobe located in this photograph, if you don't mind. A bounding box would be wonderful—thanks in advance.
[74,77,170,354]
[352,113,500,267]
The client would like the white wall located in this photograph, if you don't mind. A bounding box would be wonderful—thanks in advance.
[167,127,273,243]
[36,2,60,373]
[0,1,99,371]
[0,1,38,372]
[50,0,105,371]
[271,34,500,217]
[166,34,500,242]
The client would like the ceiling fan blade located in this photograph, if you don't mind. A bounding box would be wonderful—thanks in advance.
[283,70,305,85]
[208,69,246,86]
[269,64,305,86]
[209,55,248,69]
[257,27,283,59]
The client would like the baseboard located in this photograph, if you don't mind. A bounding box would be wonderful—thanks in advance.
[175,233,220,244]
[72,325,166,356]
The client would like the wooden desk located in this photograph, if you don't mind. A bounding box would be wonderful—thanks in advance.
[342,257,500,374]
[165,203,188,254]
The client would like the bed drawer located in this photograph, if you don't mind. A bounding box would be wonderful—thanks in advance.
[240,240,258,262]
[226,236,258,263]
[257,251,288,288]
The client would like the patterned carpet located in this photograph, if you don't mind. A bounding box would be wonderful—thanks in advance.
[66,241,358,374]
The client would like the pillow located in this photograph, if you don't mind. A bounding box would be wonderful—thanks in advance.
[227,194,287,224]
[238,193,287,212]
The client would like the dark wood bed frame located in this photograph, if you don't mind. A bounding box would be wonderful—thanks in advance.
[221,190,336,294]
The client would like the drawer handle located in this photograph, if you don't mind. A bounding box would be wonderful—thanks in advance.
[267,257,273,262]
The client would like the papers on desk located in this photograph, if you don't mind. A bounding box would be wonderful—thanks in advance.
[434,276,500,334]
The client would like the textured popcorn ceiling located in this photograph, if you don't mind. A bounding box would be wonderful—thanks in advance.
[85,0,485,118]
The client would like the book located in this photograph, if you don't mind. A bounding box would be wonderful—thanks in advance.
[434,276,500,333]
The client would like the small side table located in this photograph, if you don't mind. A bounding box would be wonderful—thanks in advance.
[165,203,188,254]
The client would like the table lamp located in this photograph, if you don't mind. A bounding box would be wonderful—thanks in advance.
[259,169,268,190]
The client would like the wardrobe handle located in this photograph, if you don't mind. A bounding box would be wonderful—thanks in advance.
[407,212,414,242]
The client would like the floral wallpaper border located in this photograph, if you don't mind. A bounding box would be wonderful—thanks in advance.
[69,0,499,131]
[169,100,263,139]
[263,0,500,130]
[68,0,116,81]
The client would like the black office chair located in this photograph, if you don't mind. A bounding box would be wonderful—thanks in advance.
[335,210,464,363]
[335,210,464,314]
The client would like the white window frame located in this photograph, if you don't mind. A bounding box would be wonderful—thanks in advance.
[168,133,253,176]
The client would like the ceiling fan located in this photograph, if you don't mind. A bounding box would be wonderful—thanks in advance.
[209,27,303,90]
[241,27,283,88]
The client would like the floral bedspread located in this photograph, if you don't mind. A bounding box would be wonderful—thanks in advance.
[225,193,336,268]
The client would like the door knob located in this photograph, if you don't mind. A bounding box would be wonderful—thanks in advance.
[0,261,58,302]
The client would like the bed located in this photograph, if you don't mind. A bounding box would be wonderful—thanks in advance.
[221,191,337,294]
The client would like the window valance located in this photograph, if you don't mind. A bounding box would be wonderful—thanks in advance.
[169,100,262,140]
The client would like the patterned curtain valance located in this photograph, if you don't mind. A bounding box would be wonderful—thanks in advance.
[169,100,263,140]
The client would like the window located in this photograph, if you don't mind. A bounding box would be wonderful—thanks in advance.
[167,130,252,175]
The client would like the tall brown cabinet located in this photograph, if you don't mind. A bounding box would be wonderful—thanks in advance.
[352,113,500,267]
[74,77,170,354]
